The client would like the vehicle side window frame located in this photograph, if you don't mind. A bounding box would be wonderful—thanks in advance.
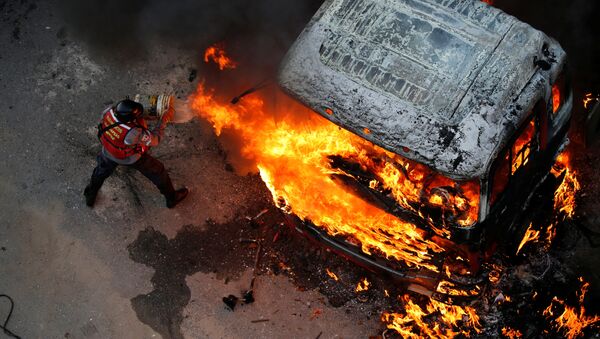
[488,101,543,208]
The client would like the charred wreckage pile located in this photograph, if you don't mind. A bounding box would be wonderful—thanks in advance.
[189,0,599,337]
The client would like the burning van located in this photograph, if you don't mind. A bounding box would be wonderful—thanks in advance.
[277,0,572,300]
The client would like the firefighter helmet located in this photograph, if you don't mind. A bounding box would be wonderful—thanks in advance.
[115,99,144,123]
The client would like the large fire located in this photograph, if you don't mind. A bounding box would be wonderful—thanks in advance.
[189,81,479,271]
[192,44,591,337]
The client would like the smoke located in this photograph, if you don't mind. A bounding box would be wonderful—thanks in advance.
[57,0,600,88]
[56,0,322,76]
[496,0,600,90]
[171,98,196,124]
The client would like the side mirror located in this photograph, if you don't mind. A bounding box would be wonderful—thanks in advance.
[585,96,600,147]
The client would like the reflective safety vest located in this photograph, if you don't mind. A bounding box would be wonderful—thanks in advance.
[97,108,146,159]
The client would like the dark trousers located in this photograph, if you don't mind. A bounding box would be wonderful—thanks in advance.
[88,152,176,199]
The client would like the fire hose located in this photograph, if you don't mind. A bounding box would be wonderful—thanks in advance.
[0,294,20,339]
[230,78,273,105]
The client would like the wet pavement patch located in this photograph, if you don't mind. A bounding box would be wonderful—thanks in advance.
[128,218,258,339]
[127,200,400,337]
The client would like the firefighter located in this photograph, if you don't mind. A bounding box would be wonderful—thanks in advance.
[84,99,189,208]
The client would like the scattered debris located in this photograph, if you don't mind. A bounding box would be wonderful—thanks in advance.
[253,209,269,220]
[223,240,262,311]
[242,290,254,304]
[222,294,238,311]
[272,231,281,243]
[356,278,371,292]
[310,309,322,320]
[325,268,340,282]
[245,209,269,228]
[250,319,269,323]
[188,69,197,82]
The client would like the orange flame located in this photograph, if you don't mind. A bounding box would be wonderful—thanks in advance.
[382,295,481,338]
[544,278,600,339]
[516,223,540,255]
[326,268,339,281]
[204,43,238,70]
[541,152,580,247]
[355,278,371,292]
[583,93,596,110]
[189,80,478,271]
[552,84,562,114]
[502,327,523,338]
[511,118,536,175]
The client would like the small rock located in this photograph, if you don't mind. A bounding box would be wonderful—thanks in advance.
[223,294,238,311]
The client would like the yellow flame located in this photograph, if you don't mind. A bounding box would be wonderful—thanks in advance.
[516,223,540,255]
[190,83,456,272]
[502,327,523,338]
[355,278,371,292]
[204,43,238,70]
[583,93,596,109]
[436,280,480,297]
[382,295,481,338]
[326,268,339,281]
[544,279,600,339]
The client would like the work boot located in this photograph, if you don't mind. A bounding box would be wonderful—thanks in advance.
[84,184,99,207]
[166,187,189,208]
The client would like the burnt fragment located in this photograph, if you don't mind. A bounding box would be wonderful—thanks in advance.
[223,294,238,311]
[453,154,463,170]
[188,69,197,82]
[439,126,456,147]
[242,290,255,304]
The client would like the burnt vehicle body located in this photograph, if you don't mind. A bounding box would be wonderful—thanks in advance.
[278,0,572,299]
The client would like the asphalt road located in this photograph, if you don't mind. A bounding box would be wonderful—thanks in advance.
[1,0,599,338]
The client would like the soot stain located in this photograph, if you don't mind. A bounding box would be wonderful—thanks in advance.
[128,218,258,339]
[127,197,397,338]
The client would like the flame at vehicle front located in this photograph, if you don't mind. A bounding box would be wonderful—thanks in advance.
[192,44,595,338]
[191,82,448,271]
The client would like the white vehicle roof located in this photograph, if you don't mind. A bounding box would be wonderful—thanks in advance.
[279,0,566,179]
